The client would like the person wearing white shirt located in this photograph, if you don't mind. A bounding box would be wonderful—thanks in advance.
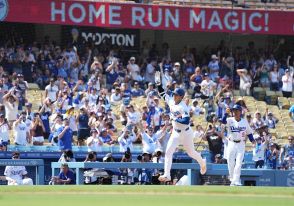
[86,129,103,152]
[200,74,217,97]
[194,125,204,141]
[110,87,122,106]
[127,57,143,82]
[118,127,137,153]
[0,113,10,150]
[4,152,33,185]
[208,54,220,81]
[252,135,269,168]
[145,60,156,84]
[13,114,29,146]
[237,69,252,96]
[45,79,59,102]
[191,100,204,117]
[3,90,19,124]
[87,88,99,106]
[126,105,141,125]
[281,69,293,98]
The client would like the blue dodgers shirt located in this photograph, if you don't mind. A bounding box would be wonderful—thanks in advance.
[58,170,76,184]
[78,114,89,129]
[57,126,73,151]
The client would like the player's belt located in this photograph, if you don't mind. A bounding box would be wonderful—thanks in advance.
[174,127,189,133]
[229,139,241,143]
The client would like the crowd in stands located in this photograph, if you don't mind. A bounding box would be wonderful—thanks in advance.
[0,31,294,184]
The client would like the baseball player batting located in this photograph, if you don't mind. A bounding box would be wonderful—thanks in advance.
[158,88,206,182]
[222,104,255,186]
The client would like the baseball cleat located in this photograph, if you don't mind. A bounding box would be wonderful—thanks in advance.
[158,175,171,182]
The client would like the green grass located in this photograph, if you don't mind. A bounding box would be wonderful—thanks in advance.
[0,186,293,206]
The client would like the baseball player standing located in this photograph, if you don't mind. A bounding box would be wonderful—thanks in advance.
[222,105,255,186]
[158,88,206,182]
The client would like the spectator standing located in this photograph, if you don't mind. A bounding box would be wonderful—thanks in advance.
[86,129,103,152]
[269,64,280,91]
[3,90,19,125]
[45,78,58,102]
[266,143,279,169]
[99,128,115,145]
[31,113,45,145]
[0,113,10,150]
[57,118,73,151]
[200,73,216,97]
[127,57,143,83]
[13,113,30,145]
[264,109,279,129]
[208,54,220,82]
[77,107,90,146]
[237,69,252,96]
[279,135,294,164]
[289,104,294,121]
[202,125,224,163]
[252,135,269,168]
[281,69,293,98]
[131,82,144,97]
[118,127,137,153]
[145,60,156,85]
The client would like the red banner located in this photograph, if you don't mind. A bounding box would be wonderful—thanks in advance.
[1,0,294,35]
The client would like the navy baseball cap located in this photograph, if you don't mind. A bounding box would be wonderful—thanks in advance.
[173,88,185,96]
[232,104,242,111]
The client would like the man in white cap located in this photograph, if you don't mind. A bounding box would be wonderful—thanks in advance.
[127,57,143,83]
[208,54,220,81]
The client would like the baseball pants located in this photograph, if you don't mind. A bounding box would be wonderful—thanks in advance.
[8,178,33,186]
[163,127,204,178]
[227,141,245,185]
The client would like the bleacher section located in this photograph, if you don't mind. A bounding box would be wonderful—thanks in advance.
[20,83,293,155]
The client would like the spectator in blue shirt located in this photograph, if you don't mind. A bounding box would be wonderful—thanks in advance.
[99,128,115,145]
[51,163,75,185]
[131,82,145,97]
[289,104,294,121]
[77,106,90,146]
[266,143,279,169]
[57,118,73,151]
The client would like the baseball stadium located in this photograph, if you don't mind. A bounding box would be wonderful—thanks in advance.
[0,0,294,205]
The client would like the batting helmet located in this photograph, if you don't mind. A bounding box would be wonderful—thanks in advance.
[232,104,242,111]
[173,88,185,97]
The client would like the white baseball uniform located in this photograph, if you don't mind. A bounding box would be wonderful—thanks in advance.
[4,166,33,185]
[162,95,205,179]
[225,117,253,185]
